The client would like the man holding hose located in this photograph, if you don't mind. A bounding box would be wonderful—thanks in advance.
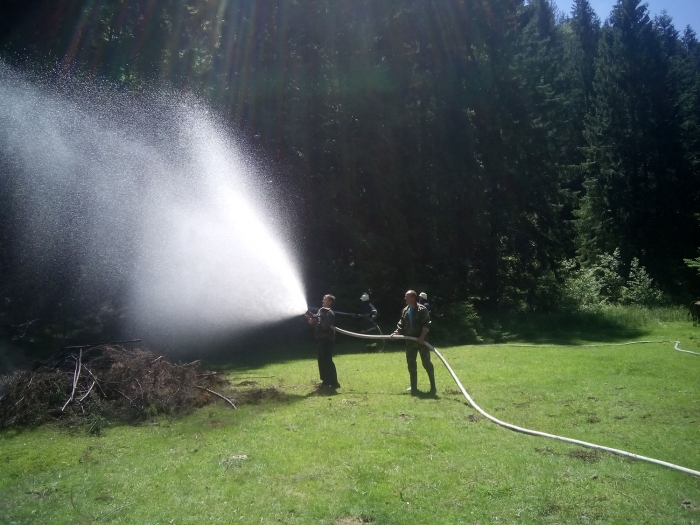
[391,290,436,395]
[306,294,340,390]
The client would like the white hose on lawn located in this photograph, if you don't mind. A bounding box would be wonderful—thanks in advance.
[675,341,700,356]
[333,326,700,478]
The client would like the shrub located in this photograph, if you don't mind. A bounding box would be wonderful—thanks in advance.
[592,249,625,304]
[431,301,483,345]
[620,258,664,306]
[560,259,603,311]
[562,249,664,310]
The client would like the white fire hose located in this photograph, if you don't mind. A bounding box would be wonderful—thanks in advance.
[333,326,700,478]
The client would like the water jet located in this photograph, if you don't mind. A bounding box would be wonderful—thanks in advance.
[0,62,307,354]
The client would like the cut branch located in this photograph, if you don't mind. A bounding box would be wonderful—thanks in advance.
[61,350,82,412]
[1,345,240,428]
[11,318,41,340]
[82,366,105,396]
[61,339,142,350]
[78,381,95,403]
[195,386,237,409]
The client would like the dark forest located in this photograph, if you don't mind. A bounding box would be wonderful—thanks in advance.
[1,0,699,351]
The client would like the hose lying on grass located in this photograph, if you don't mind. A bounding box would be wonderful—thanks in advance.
[333,326,700,478]
[675,341,700,356]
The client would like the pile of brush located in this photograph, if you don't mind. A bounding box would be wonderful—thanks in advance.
[0,343,236,431]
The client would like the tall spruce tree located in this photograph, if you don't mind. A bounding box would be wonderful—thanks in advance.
[563,0,600,161]
[576,0,695,289]
[558,0,601,231]
[678,27,700,173]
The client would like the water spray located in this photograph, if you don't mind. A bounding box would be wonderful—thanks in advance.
[0,62,307,348]
[332,326,700,478]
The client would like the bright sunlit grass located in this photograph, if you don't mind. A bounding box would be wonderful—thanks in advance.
[2,309,700,524]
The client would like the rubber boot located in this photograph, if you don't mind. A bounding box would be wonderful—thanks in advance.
[406,371,418,395]
[427,369,436,395]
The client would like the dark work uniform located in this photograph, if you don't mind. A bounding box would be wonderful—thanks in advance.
[312,307,339,388]
[395,303,435,393]
[359,301,378,333]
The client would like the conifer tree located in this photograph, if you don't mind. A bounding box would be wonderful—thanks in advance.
[559,0,601,200]
[577,0,695,289]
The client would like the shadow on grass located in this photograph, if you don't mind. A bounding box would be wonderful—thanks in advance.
[412,390,439,400]
[205,309,655,371]
[216,338,405,373]
[203,317,405,372]
[479,310,649,346]
[152,308,662,373]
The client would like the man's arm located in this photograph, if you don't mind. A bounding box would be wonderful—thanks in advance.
[306,310,318,325]
[417,307,431,344]
[417,326,429,345]
[391,311,405,337]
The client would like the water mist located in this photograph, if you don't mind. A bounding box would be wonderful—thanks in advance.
[0,62,307,349]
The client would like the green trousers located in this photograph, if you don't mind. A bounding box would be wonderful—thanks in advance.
[405,341,435,391]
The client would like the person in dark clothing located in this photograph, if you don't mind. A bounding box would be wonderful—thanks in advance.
[418,292,431,311]
[359,292,379,349]
[305,294,340,389]
[359,293,378,328]
[391,289,435,395]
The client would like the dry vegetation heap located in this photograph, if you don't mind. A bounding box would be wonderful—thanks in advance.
[0,344,278,432]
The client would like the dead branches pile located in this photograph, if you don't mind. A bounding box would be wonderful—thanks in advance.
[0,344,235,431]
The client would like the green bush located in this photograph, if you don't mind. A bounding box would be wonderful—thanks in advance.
[560,259,603,311]
[592,249,625,303]
[562,249,664,310]
[620,258,664,306]
[431,301,483,345]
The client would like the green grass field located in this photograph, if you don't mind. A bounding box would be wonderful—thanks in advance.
[2,307,700,524]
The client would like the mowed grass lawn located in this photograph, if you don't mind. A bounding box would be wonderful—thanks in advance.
[2,308,700,524]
